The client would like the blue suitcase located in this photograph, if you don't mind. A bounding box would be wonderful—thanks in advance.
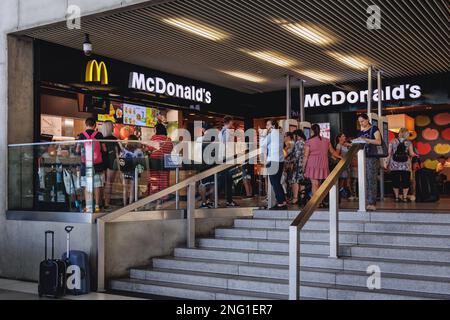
[62,226,90,295]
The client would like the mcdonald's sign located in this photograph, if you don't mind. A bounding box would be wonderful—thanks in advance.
[85,60,109,85]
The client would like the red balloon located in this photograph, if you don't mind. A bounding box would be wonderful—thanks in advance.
[422,128,439,141]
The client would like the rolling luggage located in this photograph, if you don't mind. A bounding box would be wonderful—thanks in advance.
[62,226,90,295]
[38,231,66,298]
[416,169,439,203]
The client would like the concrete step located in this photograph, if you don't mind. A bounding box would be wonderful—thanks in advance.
[199,238,339,255]
[195,240,450,264]
[109,278,288,300]
[130,266,450,297]
[235,218,450,236]
[153,254,450,279]
[346,245,450,263]
[215,228,450,249]
[253,210,450,224]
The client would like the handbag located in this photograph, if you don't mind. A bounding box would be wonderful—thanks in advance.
[365,127,388,158]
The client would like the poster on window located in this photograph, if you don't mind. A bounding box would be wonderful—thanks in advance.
[318,123,331,139]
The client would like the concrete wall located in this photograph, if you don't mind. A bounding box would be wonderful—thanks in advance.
[105,217,236,279]
[0,0,169,282]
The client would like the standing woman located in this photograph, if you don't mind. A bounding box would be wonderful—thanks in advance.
[287,129,307,205]
[147,123,174,202]
[357,114,382,211]
[303,124,341,206]
[99,121,119,209]
[386,128,416,202]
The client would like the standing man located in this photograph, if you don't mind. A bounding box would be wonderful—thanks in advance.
[260,119,287,210]
[219,116,239,207]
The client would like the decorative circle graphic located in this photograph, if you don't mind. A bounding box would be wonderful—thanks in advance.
[423,159,439,170]
[442,128,450,141]
[434,113,450,126]
[415,115,431,127]
[416,142,432,156]
[408,131,417,141]
[434,143,450,155]
[422,128,440,141]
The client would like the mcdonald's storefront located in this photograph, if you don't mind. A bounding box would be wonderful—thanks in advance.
[35,40,251,143]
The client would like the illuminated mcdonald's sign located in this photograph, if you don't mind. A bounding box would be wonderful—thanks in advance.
[85,60,109,85]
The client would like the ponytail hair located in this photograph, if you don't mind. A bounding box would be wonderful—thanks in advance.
[311,124,322,140]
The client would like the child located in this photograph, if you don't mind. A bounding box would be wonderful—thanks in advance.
[120,135,144,205]
[76,118,106,213]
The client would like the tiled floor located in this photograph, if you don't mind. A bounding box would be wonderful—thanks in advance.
[0,279,145,300]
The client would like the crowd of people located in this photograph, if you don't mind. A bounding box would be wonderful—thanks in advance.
[74,113,448,213]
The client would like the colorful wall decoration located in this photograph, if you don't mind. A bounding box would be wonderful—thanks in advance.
[412,112,450,170]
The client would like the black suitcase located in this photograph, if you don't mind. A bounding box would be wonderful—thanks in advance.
[62,226,91,295]
[38,231,66,298]
[416,169,440,203]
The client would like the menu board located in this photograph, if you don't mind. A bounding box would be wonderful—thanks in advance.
[124,103,147,127]
[318,123,331,139]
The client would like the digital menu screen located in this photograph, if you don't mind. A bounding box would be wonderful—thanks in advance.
[123,103,147,127]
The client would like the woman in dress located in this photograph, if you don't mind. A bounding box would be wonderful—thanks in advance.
[357,113,382,211]
[286,129,307,205]
[303,124,341,205]
[147,123,174,204]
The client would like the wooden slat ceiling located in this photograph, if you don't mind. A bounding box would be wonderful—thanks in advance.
[20,0,449,93]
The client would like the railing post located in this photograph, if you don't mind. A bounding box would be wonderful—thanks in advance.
[134,167,139,203]
[97,219,106,292]
[175,167,180,210]
[214,173,218,208]
[187,183,196,248]
[289,226,300,300]
[358,149,367,212]
[329,182,339,258]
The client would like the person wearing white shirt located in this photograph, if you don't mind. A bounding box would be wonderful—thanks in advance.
[219,116,239,207]
[260,119,287,210]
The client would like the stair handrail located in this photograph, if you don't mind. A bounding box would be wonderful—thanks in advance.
[289,144,364,300]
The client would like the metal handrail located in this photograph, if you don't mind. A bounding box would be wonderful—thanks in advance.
[289,144,364,300]
[99,148,261,223]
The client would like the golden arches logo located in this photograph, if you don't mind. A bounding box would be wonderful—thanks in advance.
[85,60,108,85]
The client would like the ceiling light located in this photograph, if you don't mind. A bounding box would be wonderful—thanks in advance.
[220,71,268,83]
[293,70,338,83]
[327,52,370,70]
[241,50,297,67]
[162,17,229,41]
[274,19,334,45]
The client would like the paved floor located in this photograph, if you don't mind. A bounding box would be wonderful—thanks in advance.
[0,278,145,300]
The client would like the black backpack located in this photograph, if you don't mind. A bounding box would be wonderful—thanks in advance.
[393,139,408,163]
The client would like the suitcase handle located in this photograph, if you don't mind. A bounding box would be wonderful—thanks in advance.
[65,226,74,259]
[45,231,55,260]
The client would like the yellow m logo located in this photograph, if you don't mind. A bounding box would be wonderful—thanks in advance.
[85,60,108,85]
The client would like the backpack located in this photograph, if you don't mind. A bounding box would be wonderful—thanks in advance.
[81,131,103,165]
[393,139,408,163]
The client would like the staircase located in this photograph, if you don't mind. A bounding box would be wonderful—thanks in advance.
[110,210,450,300]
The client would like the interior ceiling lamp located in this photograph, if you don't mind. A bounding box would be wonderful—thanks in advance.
[220,70,267,83]
[162,17,229,41]
[387,114,415,133]
[274,19,335,45]
[240,49,298,67]
[293,69,338,83]
[326,51,370,70]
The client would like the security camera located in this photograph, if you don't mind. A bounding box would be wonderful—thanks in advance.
[83,33,92,56]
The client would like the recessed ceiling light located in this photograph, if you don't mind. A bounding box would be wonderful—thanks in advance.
[274,19,335,45]
[326,52,370,70]
[241,50,297,67]
[293,69,338,83]
[162,17,229,41]
[220,70,268,83]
